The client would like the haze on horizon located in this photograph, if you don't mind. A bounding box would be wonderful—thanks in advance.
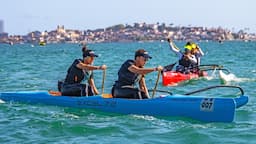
[0,0,255,35]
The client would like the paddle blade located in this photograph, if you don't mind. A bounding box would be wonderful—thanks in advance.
[163,63,176,72]
[48,90,62,96]
[102,93,113,98]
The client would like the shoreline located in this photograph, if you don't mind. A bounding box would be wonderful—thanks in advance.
[1,23,256,45]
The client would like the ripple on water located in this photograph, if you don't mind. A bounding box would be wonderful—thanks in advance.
[0,42,256,143]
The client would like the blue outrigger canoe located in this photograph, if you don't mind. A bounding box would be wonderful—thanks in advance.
[0,85,248,123]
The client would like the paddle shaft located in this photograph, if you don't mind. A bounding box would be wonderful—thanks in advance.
[152,71,161,98]
[101,70,106,94]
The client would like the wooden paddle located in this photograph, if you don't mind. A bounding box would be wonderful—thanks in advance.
[152,70,161,98]
[101,69,106,94]
[100,69,114,98]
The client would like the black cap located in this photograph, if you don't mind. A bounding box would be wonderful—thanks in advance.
[135,49,152,59]
[83,50,98,58]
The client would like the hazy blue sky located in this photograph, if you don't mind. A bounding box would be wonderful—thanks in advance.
[0,0,255,35]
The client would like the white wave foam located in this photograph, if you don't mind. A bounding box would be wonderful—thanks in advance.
[205,69,218,80]
[0,99,5,104]
[132,115,156,121]
[219,70,252,84]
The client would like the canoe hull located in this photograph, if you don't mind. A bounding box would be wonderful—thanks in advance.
[0,91,248,122]
[162,71,205,86]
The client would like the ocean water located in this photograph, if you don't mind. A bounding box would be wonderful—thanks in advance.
[0,41,255,143]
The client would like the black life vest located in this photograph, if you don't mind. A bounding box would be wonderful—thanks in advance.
[115,60,139,87]
[64,59,84,84]
[177,54,199,73]
[179,55,193,67]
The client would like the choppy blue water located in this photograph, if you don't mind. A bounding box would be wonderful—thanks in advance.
[0,41,255,143]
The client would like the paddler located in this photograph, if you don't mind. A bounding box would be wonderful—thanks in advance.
[190,42,204,66]
[61,47,107,96]
[167,38,203,74]
[111,49,163,99]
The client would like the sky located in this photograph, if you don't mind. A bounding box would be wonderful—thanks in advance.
[0,0,255,35]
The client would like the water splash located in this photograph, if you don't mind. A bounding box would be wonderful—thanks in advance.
[0,99,5,104]
[205,68,218,80]
[219,70,253,84]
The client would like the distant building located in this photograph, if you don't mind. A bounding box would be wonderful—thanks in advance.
[57,25,65,34]
[0,20,3,33]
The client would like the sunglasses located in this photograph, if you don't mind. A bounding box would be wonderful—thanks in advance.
[143,57,148,62]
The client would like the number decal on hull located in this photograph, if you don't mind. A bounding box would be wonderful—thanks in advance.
[200,98,214,112]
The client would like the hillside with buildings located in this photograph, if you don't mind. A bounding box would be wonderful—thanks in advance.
[0,22,256,45]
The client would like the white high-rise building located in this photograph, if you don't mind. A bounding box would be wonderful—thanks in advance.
[0,20,4,33]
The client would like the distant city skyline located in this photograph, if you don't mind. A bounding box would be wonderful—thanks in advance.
[0,0,255,35]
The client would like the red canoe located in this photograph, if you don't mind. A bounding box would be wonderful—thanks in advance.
[162,71,207,86]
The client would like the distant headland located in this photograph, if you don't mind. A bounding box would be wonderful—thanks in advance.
[0,22,255,45]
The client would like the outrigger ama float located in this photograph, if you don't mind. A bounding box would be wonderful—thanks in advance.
[0,85,248,123]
